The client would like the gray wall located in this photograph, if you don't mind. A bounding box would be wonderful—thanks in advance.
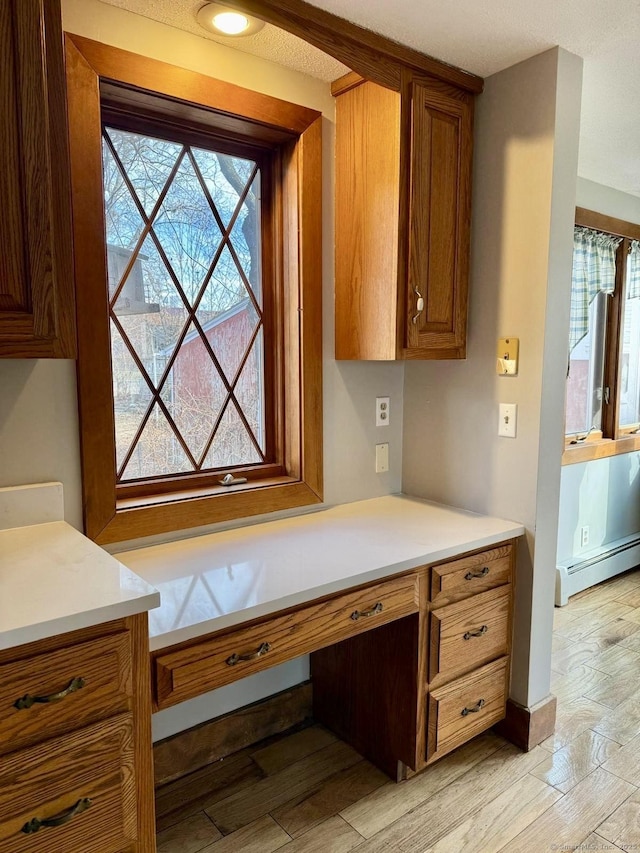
[0,361,83,529]
[402,48,583,710]
[556,178,640,569]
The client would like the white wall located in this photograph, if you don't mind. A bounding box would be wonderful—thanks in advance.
[556,178,640,572]
[402,48,583,710]
[576,177,640,223]
[0,0,405,740]
[557,454,640,562]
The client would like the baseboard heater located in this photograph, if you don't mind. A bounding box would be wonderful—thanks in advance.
[555,533,640,606]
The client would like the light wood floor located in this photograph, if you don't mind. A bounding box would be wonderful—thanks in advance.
[155,568,640,853]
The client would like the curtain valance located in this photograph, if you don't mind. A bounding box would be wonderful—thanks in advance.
[570,226,622,352]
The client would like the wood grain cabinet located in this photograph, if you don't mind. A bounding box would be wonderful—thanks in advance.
[0,616,155,853]
[312,542,514,779]
[0,0,75,358]
[333,73,473,360]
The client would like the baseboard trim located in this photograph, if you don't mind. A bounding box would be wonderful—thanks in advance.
[153,681,312,787]
[494,694,557,751]
[556,538,640,605]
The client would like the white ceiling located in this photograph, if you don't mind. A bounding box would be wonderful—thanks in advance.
[99,0,640,197]
[99,0,348,79]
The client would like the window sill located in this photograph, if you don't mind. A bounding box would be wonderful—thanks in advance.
[116,475,300,509]
[92,478,323,545]
[562,434,640,465]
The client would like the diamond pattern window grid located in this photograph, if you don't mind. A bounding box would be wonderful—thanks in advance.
[102,127,267,482]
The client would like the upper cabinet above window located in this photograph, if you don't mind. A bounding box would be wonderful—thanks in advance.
[0,0,75,358]
[220,0,481,362]
[333,74,473,361]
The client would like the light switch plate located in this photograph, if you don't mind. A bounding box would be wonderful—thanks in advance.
[375,443,389,473]
[499,403,517,438]
[497,338,519,375]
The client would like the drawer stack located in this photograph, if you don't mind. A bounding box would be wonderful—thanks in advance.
[426,544,513,763]
[0,617,153,853]
[308,539,517,780]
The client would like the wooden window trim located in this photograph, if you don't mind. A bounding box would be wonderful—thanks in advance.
[575,208,640,242]
[562,434,640,465]
[65,34,323,544]
[563,208,640,465]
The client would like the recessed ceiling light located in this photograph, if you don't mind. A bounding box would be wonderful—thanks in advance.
[196,3,265,37]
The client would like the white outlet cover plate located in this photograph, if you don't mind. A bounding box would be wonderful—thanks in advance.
[375,443,389,473]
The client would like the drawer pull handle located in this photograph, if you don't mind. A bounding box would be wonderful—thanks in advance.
[21,797,92,834]
[14,677,86,710]
[226,642,272,666]
[464,567,490,581]
[463,625,488,640]
[461,699,486,717]
[351,602,383,621]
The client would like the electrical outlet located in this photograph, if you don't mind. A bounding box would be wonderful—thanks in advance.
[375,443,389,473]
[581,526,590,548]
[376,397,390,426]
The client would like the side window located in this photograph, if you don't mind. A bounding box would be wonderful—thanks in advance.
[619,244,640,430]
[564,213,640,460]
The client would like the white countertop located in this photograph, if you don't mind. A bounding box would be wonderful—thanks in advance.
[0,485,160,651]
[116,495,524,652]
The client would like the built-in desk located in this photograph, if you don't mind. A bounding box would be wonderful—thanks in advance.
[117,494,524,779]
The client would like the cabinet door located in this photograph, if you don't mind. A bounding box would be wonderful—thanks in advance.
[405,80,472,359]
[0,0,75,357]
[334,81,401,361]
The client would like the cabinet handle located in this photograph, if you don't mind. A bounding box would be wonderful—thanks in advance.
[411,289,425,324]
[226,642,272,666]
[463,625,488,640]
[21,798,92,834]
[351,602,383,621]
[464,567,490,581]
[461,698,486,717]
[14,677,86,710]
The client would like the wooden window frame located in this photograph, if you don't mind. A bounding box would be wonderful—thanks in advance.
[101,113,280,497]
[563,207,640,465]
[65,34,323,543]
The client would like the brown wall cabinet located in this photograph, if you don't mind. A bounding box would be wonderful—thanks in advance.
[0,0,75,358]
[334,74,473,360]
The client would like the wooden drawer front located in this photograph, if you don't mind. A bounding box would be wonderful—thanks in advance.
[430,544,512,605]
[429,585,510,688]
[427,657,508,763]
[0,632,132,758]
[154,574,419,709]
[0,713,136,853]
